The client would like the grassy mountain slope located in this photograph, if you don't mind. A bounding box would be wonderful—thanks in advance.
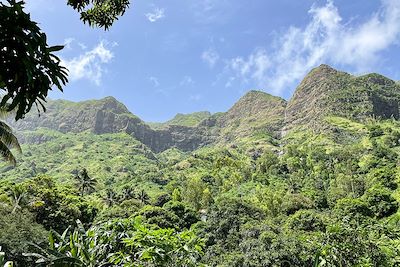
[149,111,211,129]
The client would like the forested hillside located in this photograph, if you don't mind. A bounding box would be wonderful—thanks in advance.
[2,65,400,266]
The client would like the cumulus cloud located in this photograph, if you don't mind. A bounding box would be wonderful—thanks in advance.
[226,0,400,94]
[62,41,114,85]
[202,48,220,68]
[145,8,165,22]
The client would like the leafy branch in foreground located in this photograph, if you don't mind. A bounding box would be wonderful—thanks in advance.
[67,0,131,30]
[0,0,68,120]
[0,108,20,165]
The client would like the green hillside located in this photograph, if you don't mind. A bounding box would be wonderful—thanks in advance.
[149,111,212,129]
[2,66,400,266]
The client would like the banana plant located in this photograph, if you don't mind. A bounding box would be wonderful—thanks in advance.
[24,220,109,267]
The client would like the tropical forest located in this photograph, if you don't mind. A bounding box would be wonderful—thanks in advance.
[2,0,400,266]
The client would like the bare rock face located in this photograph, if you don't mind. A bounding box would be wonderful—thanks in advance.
[9,96,212,152]
[285,64,345,130]
[9,64,400,152]
[284,64,400,132]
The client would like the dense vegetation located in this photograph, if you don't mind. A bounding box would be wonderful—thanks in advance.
[2,107,400,266]
[2,63,400,266]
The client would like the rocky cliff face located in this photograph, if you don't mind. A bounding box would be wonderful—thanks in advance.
[9,97,212,152]
[284,64,400,132]
[9,65,400,152]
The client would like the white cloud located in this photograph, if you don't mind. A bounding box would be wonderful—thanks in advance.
[62,41,114,86]
[226,0,400,94]
[229,49,270,85]
[180,76,195,86]
[78,42,88,50]
[202,48,220,68]
[145,8,165,22]
[225,76,236,88]
[63,38,75,50]
[149,76,160,87]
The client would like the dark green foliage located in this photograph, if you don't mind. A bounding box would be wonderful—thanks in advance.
[334,198,371,219]
[154,193,172,207]
[364,186,398,219]
[67,0,130,29]
[318,223,388,266]
[74,168,97,196]
[0,0,67,120]
[0,206,47,264]
[204,198,265,248]
[164,201,200,229]
[0,116,21,165]
[137,206,180,229]
[3,93,400,265]
[286,210,326,232]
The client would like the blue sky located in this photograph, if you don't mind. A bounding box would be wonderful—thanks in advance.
[23,0,400,122]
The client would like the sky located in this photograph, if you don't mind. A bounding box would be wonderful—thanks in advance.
[20,0,400,122]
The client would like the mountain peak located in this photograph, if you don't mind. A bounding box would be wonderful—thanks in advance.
[215,90,287,141]
[242,90,284,101]
[314,63,336,72]
[285,65,400,131]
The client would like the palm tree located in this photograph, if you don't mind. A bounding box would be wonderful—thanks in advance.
[0,109,21,165]
[137,189,150,205]
[104,189,117,207]
[121,186,135,201]
[74,168,97,196]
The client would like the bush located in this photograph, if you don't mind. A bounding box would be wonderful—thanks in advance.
[363,186,398,218]
[286,210,326,232]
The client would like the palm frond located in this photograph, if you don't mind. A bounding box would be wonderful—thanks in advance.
[0,141,16,165]
[0,117,21,165]
[0,123,21,152]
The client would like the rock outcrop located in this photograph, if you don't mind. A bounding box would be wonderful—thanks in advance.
[9,97,212,152]
[9,64,400,152]
[284,64,400,132]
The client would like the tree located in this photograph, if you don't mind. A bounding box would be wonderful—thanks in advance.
[0,206,47,265]
[121,185,135,201]
[9,184,26,213]
[104,188,117,207]
[74,169,97,196]
[67,0,131,30]
[0,0,130,120]
[0,0,68,120]
[136,189,150,205]
[0,111,20,165]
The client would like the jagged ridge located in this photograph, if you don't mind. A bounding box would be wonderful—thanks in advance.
[9,64,400,152]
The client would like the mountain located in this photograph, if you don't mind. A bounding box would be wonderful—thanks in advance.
[285,64,400,132]
[148,111,212,129]
[9,96,212,153]
[3,64,400,266]
[8,64,400,151]
[211,90,286,141]
[4,64,400,183]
